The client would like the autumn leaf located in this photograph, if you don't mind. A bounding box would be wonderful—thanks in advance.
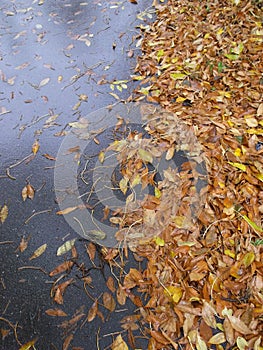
[56,206,78,215]
[112,334,128,350]
[56,239,77,256]
[0,204,8,224]
[103,292,116,312]
[87,300,98,322]
[32,139,40,154]
[45,308,67,317]
[49,261,73,277]
[29,243,47,260]
[22,184,35,201]
[19,338,38,350]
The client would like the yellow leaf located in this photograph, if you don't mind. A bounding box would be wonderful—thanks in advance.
[154,187,161,199]
[29,243,47,260]
[32,139,40,155]
[0,204,8,224]
[130,173,141,188]
[242,252,255,268]
[234,148,241,157]
[224,249,236,259]
[19,338,38,350]
[119,177,128,195]
[208,333,226,344]
[165,286,182,303]
[176,96,186,103]
[112,334,128,350]
[255,173,263,182]
[155,236,165,247]
[170,72,187,80]
[228,161,246,172]
[98,151,105,164]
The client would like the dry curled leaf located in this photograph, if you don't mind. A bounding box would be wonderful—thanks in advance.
[103,292,116,312]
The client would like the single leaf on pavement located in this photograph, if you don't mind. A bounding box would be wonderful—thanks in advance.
[29,243,47,260]
[0,204,8,224]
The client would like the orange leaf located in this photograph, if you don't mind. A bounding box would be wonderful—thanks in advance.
[87,300,98,322]
[45,308,67,317]
[49,261,73,276]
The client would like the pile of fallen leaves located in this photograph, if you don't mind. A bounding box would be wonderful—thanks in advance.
[114,0,263,349]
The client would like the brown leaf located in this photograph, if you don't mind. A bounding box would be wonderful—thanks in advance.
[103,292,116,312]
[116,285,127,305]
[17,236,30,252]
[42,153,56,161]
[106,276,116,293]
[45,308,67,317]
[87,300,98,322]
[49,261,73,277]
[63,334,73,350]
[86,242,96,261]
[123,268,143,289]
[56,207,78,215]
[226,314,254,335]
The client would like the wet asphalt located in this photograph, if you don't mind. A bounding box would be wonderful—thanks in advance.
[0,1,154,349]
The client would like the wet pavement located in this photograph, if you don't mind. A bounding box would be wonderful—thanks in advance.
[0,1,154,349]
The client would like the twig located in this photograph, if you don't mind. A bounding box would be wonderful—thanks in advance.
[6,153,32,180]
[0,317,22,346]
[24,209,52,224]
[0,241,14,245]
[18,266,48,275]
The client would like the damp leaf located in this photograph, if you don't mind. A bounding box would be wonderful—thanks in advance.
[0,204,8,224]
[103,292,116,312]
[32,139,40,155]
[45,308,67,317]
[29,243,47,260]
[112,334,129,350]
[57,239,77,256]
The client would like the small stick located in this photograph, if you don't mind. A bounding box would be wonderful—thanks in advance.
[24,209,52,224]
[18,266,48,275]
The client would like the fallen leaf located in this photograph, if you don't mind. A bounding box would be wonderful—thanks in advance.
[19,338,38,350]
[87,300,98,322]
[29,243,47,260]
[56,207,78,215]
[49,261,74,277]
[103,292,116,312]
[38,77,50,88]
[45,308,67,317]
[57,239,77,256]
[0,204,8,224]
[112,334,129,350]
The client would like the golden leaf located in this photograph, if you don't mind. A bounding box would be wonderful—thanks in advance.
[32,139,40,155]
[57,239,77,256]
[29,243,47,260]
[208,333,226,344]
[112,334,128,350]
[0,204,8,224]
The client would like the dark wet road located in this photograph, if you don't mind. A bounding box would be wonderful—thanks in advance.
[0,1,153,349]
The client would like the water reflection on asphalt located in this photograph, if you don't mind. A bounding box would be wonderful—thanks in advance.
[0,1,152,348]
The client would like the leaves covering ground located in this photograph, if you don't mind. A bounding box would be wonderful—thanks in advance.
[117,0,263,349]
